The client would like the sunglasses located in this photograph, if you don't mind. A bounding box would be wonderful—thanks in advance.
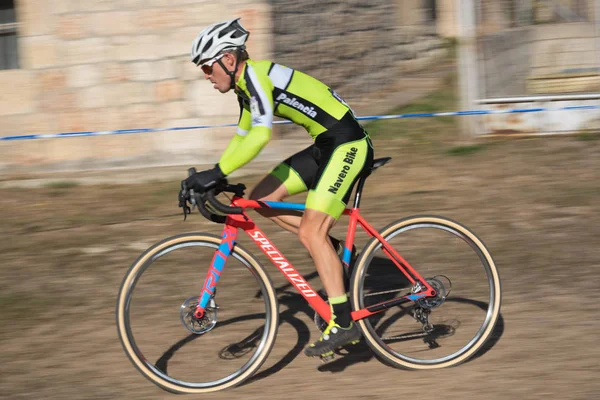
[199,53,225,75]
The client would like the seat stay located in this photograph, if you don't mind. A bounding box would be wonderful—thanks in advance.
[346,212,436,322]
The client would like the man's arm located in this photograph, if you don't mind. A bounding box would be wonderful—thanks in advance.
[218,65,274,176]
[219,97,252,163]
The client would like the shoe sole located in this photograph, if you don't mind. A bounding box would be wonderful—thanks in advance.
[305,339,361,361]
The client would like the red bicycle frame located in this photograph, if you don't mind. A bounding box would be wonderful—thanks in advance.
[194,196,436,322]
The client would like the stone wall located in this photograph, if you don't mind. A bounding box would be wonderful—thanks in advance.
[270,0,445,118]
[479,27,533,98]
[0,0,273,172]
[1,0,446,173]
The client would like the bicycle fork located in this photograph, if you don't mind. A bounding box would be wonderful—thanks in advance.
[194,224,238,319]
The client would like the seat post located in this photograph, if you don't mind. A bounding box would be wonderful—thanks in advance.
[352,157,391,209]
[352,174,369,209]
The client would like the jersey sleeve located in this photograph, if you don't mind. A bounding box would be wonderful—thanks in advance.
[219,97,251,163]
[218,65,274,176]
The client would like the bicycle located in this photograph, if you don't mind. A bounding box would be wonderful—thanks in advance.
[116,157,501,394]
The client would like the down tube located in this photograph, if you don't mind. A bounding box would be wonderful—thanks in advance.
[195,224,238,317]
[244,225,332,322]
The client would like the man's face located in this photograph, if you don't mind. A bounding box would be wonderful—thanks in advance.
[201,53,235,93]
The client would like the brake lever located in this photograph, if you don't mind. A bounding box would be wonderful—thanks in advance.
[180,183,195,221]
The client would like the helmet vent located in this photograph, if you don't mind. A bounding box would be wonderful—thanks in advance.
[202,38,214,54]
[208,22,226,35]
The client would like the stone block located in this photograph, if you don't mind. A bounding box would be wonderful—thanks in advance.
[113,35,163,61]
[120,0,146,8]
[127,61,154,82]
[137,8,187,31]
[233,4,272,34]
[182,59,201,81]
[245,32,273,61]
[19,36,58,69]
[50,0,72,15]
[17,0,54,36]
[161,27,199,59]
[56,14,87,40]
[57,110,90,133]
[0,115,25,139]
[0,137,50,168]
[62,38,111,65]
[314,36,341,57]
[273,13,318,36]
[154,80,184,102]
[66,64,102,88]
[103,62,128,83]
[128,59,179,81]
[108,82,154,106]
[81,0,115,12]
[121,103,162,129]
[186,80,239,118]
[156,59,181,81]
[164,101,190,121]
[87,12,137,36]
[39,90,78,113]
[0,70,36,116]
[36,69,68,91]
[83,107,123,132]
[179,4,233,28]
[0,112,59,138]
[25,113,60,135]
[78,86,108,109]
[54,107,121,138]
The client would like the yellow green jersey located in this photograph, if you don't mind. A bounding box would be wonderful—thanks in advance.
[218,59,355,175]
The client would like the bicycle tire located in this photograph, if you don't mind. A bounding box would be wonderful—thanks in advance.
[116,233,279,393]
[350,215,501,369]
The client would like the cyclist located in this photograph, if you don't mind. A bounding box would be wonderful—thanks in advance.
[183,18,374,359]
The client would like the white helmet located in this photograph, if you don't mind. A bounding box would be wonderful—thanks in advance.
[191,18,249,65]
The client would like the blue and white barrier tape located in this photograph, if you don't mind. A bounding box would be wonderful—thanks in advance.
[1,104,599,141]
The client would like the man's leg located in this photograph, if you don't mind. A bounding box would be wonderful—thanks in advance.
[298,209,345,298]
[299,209,361,358]
[249,174,303,234]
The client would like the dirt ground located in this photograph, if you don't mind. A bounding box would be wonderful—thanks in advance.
[1,125,599,399]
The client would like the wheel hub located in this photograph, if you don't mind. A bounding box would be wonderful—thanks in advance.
[412,275,452,309]
[180,295,218,334]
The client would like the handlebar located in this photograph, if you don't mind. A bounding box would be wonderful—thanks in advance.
[185,168,246,224]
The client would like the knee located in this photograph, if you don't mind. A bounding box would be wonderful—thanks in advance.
[249,187,277,202]
[298,222,327,249]
[297,224,312,249]
[249,180,286,202]
[248,189,265,202]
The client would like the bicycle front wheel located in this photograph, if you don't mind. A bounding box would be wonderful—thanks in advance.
[350,215,501,369]
[116,233,279,394]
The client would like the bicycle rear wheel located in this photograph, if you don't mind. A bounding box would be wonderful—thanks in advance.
[350,215,501,369]
[116,233,278,393]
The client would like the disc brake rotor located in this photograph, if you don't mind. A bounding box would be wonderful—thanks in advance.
[180,295,218,334]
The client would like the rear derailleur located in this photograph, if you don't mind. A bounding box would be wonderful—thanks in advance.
[412,306,434,333]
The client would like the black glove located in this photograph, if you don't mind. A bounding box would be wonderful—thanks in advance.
[183,164,226,192]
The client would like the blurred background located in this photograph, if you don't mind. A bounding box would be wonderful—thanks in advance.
[0,1,598,399]
[2,0,600,172]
